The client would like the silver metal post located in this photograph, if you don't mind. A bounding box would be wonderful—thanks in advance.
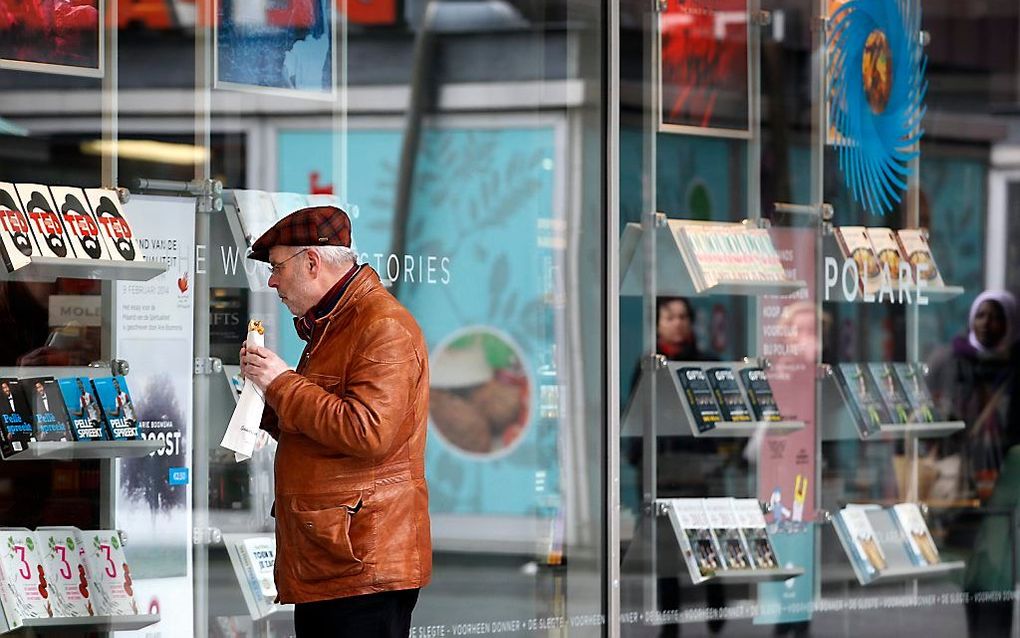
[607,0,622,633]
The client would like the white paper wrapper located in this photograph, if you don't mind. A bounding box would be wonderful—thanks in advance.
[221,328,266,462]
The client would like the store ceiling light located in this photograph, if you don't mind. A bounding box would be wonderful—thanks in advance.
[80,139,209,166]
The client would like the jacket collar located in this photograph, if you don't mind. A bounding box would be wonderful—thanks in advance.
[305,265,384,337]
[294,264,367,342]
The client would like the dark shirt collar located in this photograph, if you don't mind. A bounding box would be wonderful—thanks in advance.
[294,263,361,342]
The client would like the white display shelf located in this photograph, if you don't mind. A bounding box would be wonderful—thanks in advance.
[619,220,806,297]
[869,561,965,583]
[871,421,965,440]
[0,613,160,635]
[3,439,163,461]
[622,361,805,438]
[692,567,805,585]
[0,257,165,283]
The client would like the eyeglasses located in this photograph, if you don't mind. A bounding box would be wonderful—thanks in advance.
[268,248,308,276]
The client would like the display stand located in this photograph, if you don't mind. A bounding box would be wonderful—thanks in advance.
[0,257,165,283]
[622,360,805,438]
[0,614,161,635]
[831,507,964,586]
[618,218,808,297]
[3,439,163,461]
[820,366,964,442]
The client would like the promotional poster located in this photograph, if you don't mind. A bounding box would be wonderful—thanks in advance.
[216,0,334,96]
[115,195,195,637]
[0,0,101,76]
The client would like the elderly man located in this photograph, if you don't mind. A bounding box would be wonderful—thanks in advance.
[240,205,431,637]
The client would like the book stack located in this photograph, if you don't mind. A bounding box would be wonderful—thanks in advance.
[0,375,140,458]
[673,222,789,290]
[674,365,784,434]
[666,498,783,584]
[0,183,145,273]
[834,363,941,436]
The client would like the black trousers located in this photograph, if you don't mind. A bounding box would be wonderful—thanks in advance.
[294,588,420,638]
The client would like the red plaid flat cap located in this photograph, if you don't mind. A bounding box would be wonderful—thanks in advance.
[248,205,352,262]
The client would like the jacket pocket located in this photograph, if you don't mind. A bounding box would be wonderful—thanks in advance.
[288,491,368,582]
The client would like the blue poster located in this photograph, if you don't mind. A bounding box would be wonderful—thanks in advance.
[216,0,333,95]
[754,527,814,624]
[277,125,562,518]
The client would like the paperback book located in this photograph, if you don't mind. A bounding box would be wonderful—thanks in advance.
[676,367,722,433]
[35,528,94,617]
[893,363,939,423]
[891,503,940,566]
[91,376,140,441]
[738,368,782,422]
[0,182,38,272]
[896,229,945,289]
[57,377,108,441]
[666,499,723,584]
[706,367,752,422]
[0,528,53,629]
[50,186,112,261]
[867,363,911,425]
[834,226,881,298]
[84,189,144,262]
[703,498,753,570]
[731,499,779,570]
[81,530,138,616]
[866,227,909,290]
[835,506,887,582]
[15,183,75,260]
[836,364,890,437]
[21,377,73,442]
[0,378,34,457]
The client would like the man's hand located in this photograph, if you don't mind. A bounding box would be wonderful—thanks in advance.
[240,344,292,392]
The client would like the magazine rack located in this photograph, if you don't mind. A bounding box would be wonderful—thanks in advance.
[821,366,965,442]
[619,218,808,297]
[622,360,805,438]
[831,507,964,586]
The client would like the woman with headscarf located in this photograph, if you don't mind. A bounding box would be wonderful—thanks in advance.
[928,290,1020,499]
[927,290,1020,636]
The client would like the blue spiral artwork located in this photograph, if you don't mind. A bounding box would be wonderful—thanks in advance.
[828,0,927,215]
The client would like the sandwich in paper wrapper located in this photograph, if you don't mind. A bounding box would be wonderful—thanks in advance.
[221,320,267,462]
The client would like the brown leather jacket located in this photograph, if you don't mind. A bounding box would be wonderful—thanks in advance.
[260,265,432,603]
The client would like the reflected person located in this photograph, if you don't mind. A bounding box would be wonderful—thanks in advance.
[240,206,431,638]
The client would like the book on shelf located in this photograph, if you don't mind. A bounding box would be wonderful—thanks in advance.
[892,363,940,423]
[0,528,54,629]
[706,367,752,422]
[49,186,113,262]
[21,377,73,442]
[731,499,780,570]
[84,188,145,263]
[896,229,945,289]
[91,376,140,441]
[867,363,912,425]
[835,363,890,436]
[81,531,138,616]
[891,503,941,566]
[703,498,754,570]
[57,377,108,442]
[15,183,76,260]
[738,368,782,422]
[35,527,95,617]
[835,506,887,581]
[834,226,882,298]
[0,378,35,457]
[676,367,722,433]
[667,499,723,584]
[0,182,39,272]
[866,227,909,290]
[675,223,788,289]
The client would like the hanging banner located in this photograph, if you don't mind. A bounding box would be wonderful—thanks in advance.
[115,195,195,637]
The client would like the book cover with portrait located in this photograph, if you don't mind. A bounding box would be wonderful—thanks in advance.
[0,378,34,457]
[50,187,112,261]
[0,182,39,272]
[84,189,144,262]
[21,377,73,442]
[91,376,140,441]
[57,377,108,441]
[15,183,76,260]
